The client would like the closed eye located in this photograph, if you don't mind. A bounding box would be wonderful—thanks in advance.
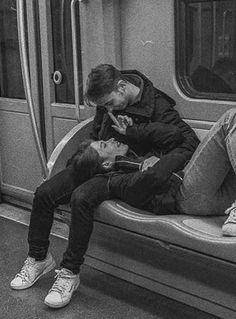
[100,141,107,149]
[104,101,113,108]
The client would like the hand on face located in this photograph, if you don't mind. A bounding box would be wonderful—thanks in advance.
[108,113,133,135]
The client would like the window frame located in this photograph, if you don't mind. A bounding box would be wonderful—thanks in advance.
[175,0,236,101]
[50,0,83,105]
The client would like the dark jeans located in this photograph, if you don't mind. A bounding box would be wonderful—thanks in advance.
[28,165,108,274]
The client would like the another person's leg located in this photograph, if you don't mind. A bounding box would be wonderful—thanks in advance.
[10,165,81,290]
[28,165,80,260]
[44,176,109,308]
[177,109,236,221]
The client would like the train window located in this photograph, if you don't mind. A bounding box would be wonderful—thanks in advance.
[176,0,236,99]
[51,0,83,104]
[0,0,25,99]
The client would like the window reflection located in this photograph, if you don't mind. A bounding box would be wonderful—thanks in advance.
[191,57,236,93]
[51,0,83,104]
[0,0,25,99]
[179,0,236,95]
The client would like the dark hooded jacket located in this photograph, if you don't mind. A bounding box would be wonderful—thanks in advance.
[91,69,200,166]
[75,152,184,216]
[76,121,186,216]
[108,153,184,215]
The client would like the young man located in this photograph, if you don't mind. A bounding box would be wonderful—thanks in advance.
[10,65,199,308]
[86,64,199,163]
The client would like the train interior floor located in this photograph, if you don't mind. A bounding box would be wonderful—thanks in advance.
[0,203,220,319]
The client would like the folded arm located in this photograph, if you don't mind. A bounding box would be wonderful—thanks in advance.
[110,152,185,208]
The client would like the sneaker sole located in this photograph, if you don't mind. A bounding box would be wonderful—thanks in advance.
[222,224,236,237]
[222,231,236,237]
[11,259,56,290]
[44,280,80,308]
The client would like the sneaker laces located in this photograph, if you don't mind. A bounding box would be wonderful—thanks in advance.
[225,201,236,223]
[49,269,76,295]
[16,257,36,282]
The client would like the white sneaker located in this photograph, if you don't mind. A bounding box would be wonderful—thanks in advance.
[10,253,56,290]
[222,202,236,236]
[44,268,80,308]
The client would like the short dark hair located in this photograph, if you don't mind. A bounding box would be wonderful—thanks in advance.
[84,64,124,106]
[212,58,236,76]
[68,139,106,183]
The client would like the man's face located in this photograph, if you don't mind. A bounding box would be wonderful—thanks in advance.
[96,89,129,112]
[90,138,128,162]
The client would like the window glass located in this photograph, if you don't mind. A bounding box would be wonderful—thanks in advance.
[177,0,236,97]
[51,0,83,104]
[0,0,25,99]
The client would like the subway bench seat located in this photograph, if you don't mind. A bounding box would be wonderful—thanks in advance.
[48,117,236,319]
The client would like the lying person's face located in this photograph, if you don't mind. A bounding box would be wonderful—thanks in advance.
[90,138,129,162]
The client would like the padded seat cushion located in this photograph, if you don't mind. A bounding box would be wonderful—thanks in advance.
[94,200,236,263]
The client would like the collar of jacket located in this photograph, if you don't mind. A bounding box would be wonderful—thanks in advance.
[120,69,176,119]
[114,154,143,172]
[120,70,156,118]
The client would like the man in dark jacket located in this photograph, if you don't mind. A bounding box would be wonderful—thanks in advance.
[86,64,199,162]
[10,65,199,308]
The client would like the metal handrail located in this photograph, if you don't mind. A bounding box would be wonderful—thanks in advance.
[222,9,232,56]
[211,2,216,67]
[16,0,49,179]
[197,3,202,65]
[71,0,82,121]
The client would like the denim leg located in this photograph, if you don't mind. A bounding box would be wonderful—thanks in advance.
[28,165,81,260]
[178,108,236,216]
[60,176,109,274]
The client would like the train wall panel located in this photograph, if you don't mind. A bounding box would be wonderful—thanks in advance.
[118,0,236,123]
[0,110,42,191]
[52,117,78,149]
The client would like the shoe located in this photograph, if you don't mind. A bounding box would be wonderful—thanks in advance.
[10,253,56,290]
[44,268,80,308]
[222,202,236,236]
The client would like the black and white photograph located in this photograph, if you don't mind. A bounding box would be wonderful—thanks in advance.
[0,1,236,318]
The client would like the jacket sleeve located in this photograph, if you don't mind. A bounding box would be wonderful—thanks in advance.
[125,121,184,152]
[110,153,185,208]
[152,91,200,161]
[90,106,107,140]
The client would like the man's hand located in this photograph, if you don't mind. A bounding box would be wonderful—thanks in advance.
[108,112,133,135]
